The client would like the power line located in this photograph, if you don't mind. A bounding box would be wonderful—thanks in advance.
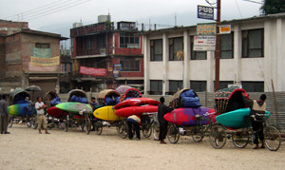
[2,0,92,21]
[234,0,243,18]
[242,0,263,5]
[3,0,71,20]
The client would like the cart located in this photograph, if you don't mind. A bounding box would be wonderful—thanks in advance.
[210,87,281,151]
[166,88,218,144]
[62,89,92,134]
[8,89,35,128]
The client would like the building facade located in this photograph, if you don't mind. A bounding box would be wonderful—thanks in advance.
[143,13,285,95]
[70,17,144,92]
[0,20,67,94]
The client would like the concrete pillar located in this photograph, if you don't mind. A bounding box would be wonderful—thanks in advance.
[207,51,214,92]
[183,31,190,88]
[264,20,274,92]
[276,18,283,91]
[162,33,169,95]
[143,35,150,95]
[233,25,241,84]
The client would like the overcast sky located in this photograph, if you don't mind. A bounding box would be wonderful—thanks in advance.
[0,0,263,45]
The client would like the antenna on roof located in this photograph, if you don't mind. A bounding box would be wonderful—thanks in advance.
[174,13,177,27]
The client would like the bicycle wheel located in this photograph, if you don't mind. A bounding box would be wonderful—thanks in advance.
[142,125,152,138]
[192,127,204,142]
[8,116,14,128]
[167,123,180,144]
[264,126,281,151]
[153,122,160,140]
[117,121,128,139]
[85,116,91,135]
[209,124,226,149]
[232,130,249,148]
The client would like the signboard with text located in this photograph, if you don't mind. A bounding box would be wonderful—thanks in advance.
[219,25,231,34]
[79,66,107,76]
[193,35,216,51]
[197,24,216,35]
[197,5,214,20]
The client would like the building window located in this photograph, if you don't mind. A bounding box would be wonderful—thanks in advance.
[150,80,162,95]
[242,81,264,92]
[150,39,162,61]
[85,37,94,50]
[242,29,264,58]
[120,57,140,71]
[169,80,183,94]
[97,34,106,49]
[214,81,234,90]
[221,33,234,59]
[120,33,140,48]
[190,36,207,60]
[190,81,207,92]
[169,37,183,61]
[35,43,50,48]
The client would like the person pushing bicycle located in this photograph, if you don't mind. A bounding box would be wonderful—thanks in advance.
[242,92,267,149]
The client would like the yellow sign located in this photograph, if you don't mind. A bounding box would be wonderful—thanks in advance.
[30,56,60,66]
[197,24,216,35]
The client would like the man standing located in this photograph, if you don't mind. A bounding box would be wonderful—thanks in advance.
[0,95,10,134]
[35,97,49,134]
[158,97,173,144]
[242,93,267,149]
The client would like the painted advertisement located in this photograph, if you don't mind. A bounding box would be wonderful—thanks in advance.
[79,66,107,76]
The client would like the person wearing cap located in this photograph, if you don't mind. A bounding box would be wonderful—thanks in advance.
[158,97,173,144]
[242,93,267,149]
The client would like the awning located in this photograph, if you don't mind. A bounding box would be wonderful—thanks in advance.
[76,54,109,59]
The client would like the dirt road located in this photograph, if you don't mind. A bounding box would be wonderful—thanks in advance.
[0,125,284,170]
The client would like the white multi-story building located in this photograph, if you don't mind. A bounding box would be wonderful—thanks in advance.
[143,13,285,95]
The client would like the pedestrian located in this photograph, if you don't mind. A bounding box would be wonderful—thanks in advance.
[89,97,98,131]
[158,97,173,144]
[126,115,141,140]
[0,95,10,134]
[242,92,266,149]
[35,97,50,134]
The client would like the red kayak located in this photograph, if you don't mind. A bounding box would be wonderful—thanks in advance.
[115,105,158,117]
[47,106,68,118]
[114,98,160,110]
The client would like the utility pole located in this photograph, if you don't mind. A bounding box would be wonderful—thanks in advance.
[214,0,221,91]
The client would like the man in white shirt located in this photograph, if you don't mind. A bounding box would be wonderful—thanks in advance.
[35,97,49,134]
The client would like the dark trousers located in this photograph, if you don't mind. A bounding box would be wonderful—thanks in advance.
[252,121,264,145]
[0,115,9,134]
[159,122,168,141]
[127,120,140,139]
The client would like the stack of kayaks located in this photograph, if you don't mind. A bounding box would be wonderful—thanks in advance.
[114,98,160,117]
[164,89,215,126]
[8,89,33,116]
[215,108,271,129]
[93,89,122,121]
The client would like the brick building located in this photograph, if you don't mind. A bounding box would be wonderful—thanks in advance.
[70,16,144,92]
[0,20,67,94]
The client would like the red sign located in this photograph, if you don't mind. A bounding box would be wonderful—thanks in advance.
[79,66,107,76]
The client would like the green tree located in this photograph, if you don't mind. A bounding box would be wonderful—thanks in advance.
[261,0,285,15]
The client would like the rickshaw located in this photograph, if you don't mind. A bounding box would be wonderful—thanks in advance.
[42,91,66,129]
[166,88,217,144]
[8,89,35,128]
[93,89,127,138]
[59,89,92,134]
[210,87,281,151]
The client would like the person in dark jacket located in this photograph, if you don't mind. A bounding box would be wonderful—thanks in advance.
[0,95,10,134]
[158,97,173,144]
[242,93,267,149]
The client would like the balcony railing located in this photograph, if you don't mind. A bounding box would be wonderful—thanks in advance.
[76,48,112,56]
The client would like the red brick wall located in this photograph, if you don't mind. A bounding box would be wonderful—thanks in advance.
[114,32,142,55]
